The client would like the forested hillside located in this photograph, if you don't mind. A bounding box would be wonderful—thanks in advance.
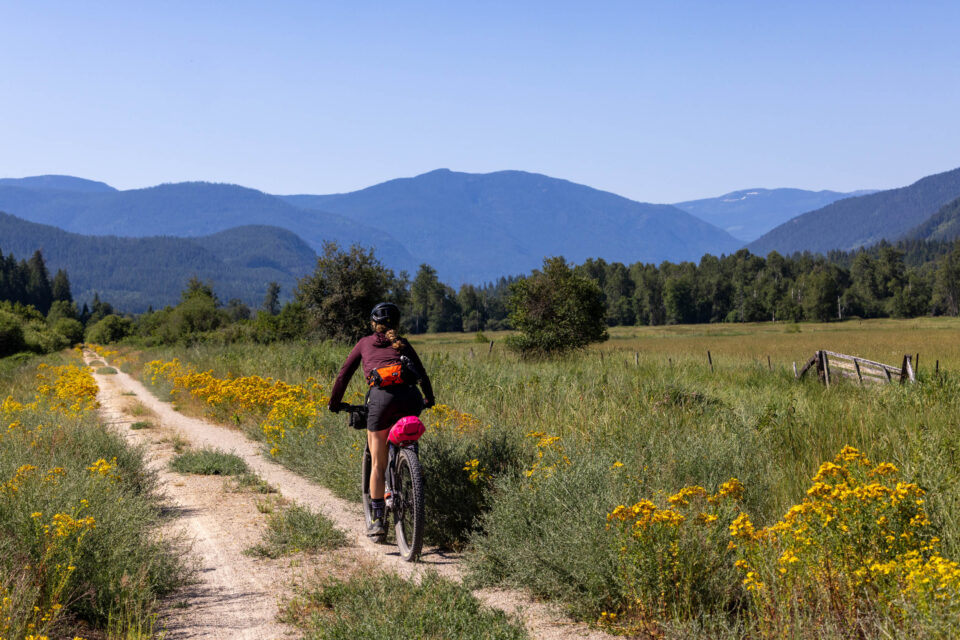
[0,212,316,311]
[0,181,415,271]
[283,168,742,284]
[906,195,960,242]
[748,166,960,255]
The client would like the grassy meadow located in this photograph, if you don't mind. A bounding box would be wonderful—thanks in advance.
[124,317,960,637]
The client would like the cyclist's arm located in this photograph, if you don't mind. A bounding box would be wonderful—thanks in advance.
[404,343,434,407]
[328,343,362,411]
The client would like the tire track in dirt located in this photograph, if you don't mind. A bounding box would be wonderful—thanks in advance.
[93,361,300,640]
[91,356,611,640]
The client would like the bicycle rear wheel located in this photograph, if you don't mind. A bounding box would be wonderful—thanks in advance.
[393,446,424,561]
[361,444,387,543]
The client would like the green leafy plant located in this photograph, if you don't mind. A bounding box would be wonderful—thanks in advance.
[505,256,608,356]
[169,449,248,475]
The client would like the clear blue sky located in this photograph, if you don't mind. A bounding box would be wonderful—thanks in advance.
[2,1,959,202]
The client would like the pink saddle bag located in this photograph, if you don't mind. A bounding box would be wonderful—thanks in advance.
[388,415,425,445]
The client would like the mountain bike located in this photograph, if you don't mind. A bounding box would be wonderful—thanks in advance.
[342,403,425,561]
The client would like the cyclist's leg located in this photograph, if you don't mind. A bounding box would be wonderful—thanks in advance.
[367,427,389,499]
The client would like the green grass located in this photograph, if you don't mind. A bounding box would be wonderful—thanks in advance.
[246,504,348,558]
[96,366,118,374]
[282,571,528,639]
[169,448,249,475]
[89,359,105,367]
[130,421,152,430]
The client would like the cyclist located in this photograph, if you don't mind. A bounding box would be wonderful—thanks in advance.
[328,302,435,536]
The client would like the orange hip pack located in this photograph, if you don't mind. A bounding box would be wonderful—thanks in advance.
[367,364,405,388]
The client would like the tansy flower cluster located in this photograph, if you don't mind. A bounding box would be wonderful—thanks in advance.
[34,363,99,416]
[422,403,485,436]
[603,477,746,631]
[522,431,571,481]
[145,358,332,457]
[602,447,960,636]
[732,446,959,632]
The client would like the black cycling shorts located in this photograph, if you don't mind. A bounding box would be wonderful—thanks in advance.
[366,385,424,432]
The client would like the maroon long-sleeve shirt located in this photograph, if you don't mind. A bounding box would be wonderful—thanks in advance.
[328,332,434,409]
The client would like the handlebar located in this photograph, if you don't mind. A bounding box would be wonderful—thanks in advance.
[338,403,366,414]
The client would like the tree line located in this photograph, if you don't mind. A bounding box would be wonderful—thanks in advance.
[381,238,960,331]
[4,238,960,358]
[0,248,124,357]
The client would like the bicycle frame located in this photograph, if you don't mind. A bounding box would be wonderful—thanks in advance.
[345,403,424,562]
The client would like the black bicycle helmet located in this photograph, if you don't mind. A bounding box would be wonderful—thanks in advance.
[370,302,401,328]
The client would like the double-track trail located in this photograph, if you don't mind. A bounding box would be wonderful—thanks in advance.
[88,354,609,640]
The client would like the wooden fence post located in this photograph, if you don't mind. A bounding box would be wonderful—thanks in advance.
[853,358,863,385]
[793,361,798,378]
[488,340,494,355]
[634,352,639,366]
[707,351,714,373]
[767,355,772,372]
[822,351,831,388]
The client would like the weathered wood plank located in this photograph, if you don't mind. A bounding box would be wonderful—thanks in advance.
[829,360,859,372]
[797,354,817,379]
[822,351,900,374]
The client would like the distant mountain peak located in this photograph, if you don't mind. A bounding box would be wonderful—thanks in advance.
[674,187,874,243]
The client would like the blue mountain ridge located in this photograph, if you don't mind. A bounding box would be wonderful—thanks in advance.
[282,169,743,284]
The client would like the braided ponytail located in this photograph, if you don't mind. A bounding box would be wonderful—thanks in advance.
[373,322,405,351]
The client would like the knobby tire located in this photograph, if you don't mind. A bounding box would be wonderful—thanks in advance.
[393,446,425,561]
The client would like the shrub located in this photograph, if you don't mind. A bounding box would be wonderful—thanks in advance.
[23,321,69,354]
[52,317,84,345]
[85,314,134,344]
[0,311,26,357]
[505,257,608,357]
